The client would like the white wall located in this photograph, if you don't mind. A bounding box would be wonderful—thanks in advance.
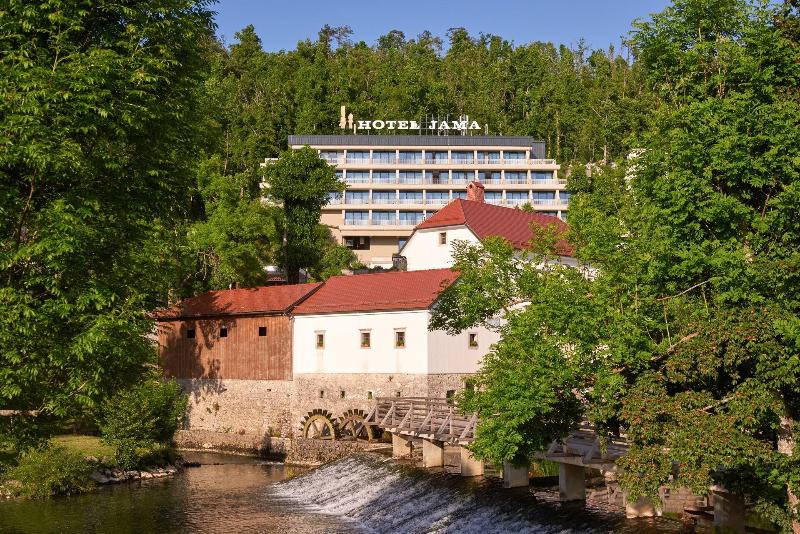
[402,226,478,271]
[426,314,500,374]
[293,311,430,374]
[292,309,498,375]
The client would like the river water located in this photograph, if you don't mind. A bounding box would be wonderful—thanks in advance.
[0,452,694,534]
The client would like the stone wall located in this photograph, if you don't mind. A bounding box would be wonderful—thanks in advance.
[173,429,290,458]
[179,378,293,437]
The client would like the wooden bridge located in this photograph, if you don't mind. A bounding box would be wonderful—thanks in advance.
[361,397,478,444]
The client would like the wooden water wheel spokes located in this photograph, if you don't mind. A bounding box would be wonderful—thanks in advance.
[301,410,337,440]
[338,409,375,442]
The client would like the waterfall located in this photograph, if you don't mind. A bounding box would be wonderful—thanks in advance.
[269,453,607,534]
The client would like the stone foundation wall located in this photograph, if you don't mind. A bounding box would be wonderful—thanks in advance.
[659,486,708,514]
[179,379,293,438]
[173,429,291,458]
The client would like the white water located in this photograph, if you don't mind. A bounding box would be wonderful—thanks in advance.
[270,454,607,534]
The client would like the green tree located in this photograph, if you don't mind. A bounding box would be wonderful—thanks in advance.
[264,147,345,283]
[0,0,213,444]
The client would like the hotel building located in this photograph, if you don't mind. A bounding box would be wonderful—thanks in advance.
[286,134,568,268]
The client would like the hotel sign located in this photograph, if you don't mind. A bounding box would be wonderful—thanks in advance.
[339,106,481,133]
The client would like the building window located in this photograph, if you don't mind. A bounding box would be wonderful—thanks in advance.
[319,390,325,399]
[439,232,447,245]
[344,236,370,250]
[340,390,346,399]
[446,389,456,400]
[468,332,478,348]
[367,391,374,400]
[398,238,407,250]
[395,330,406,348]
[361,331,371,348]
[220,327,228,338]
[186,328,195,339]
[316,332,325,349]
[258,326,267,337]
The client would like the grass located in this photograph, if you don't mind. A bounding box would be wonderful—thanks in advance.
[51,435,114,458]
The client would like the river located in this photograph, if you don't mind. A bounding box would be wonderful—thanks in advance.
[0,452,696,533]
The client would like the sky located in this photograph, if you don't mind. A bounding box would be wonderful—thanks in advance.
[212,0,673,52]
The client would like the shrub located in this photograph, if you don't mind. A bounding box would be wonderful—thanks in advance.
[5,445,93,498]
[100,378,187,469]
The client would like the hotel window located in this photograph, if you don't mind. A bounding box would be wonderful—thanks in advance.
[468,332,478,348]
[372,171,394,184]
[346,150,369,163]
[372,191,395,204]
[399,151,422,163]
[426,191,449,205]
[399,211,424,225]
[344,211,369,225]
[335,170,344,180]
[541,211,558,217]
[451,171,470,184]
[479,171,501,184]
[220,327,228,338]
[505,171,527,184]
[316,332,325,349]
[344,236,370,250]
[398,238,407,250]
[360,331,371,348]
[319,150,340,163]
[372,211,395,225]
[532,171,554,182]
[398,171,422,184]
[431,151,448,163]
[186,328,196,339]
[560,192,572,204]
[532,191,556,204]
[372,151,395,163]
[452,191,467,200]
[395,330,406,348]
[560,212,568,222]
[451,151,473,164]
[478,151,500,163]
[485,191,502,204]
[439,232,447,245]
[504,151,525,161]
[507,191,529,205]
[258,326,267,337]
[346,171,370,184]
[345,190,369,204]
[427,170,444,184]
[399,191,422,203]
[326,191,342,205]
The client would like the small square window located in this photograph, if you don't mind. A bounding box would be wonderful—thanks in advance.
[220,327,228,338]
[316,333,325,348]
[367,391,374,400]
[439,232,447,245]
[395,331,406,348]
[361,331,371,348]
[395,391,401,397]
[258,326,267,337]
[468,332,478,348]
[319,390,325,399]
[186,328,195,339]
[446,389,456,399]
[340,391,346,399]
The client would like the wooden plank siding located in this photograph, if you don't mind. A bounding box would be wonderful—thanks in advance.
[158,315,292,380]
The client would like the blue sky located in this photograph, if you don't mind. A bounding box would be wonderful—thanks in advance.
[212,0,673,52]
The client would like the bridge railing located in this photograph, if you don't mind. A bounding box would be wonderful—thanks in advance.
[361,397,478,444]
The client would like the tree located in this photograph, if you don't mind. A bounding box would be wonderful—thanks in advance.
[0,0,213,444]
[264,147,345,283]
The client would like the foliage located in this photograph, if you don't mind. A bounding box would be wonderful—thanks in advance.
[264,147,346,283]
[100,379,187,470]
[432,0,800,527]
[3,445,93,499]
[0,0,213,441]
[307,227,358,281]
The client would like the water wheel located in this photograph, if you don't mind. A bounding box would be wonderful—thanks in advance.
[338,409,375,442]
[301,410,337,440]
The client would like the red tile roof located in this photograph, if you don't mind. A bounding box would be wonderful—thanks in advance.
[156,282,322,320]
[293,268,459,315]
[415,199,573,256]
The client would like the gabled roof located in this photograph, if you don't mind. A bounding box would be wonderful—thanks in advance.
[293,268,459,315]
[156,282,322,320]
[414,199,573,256]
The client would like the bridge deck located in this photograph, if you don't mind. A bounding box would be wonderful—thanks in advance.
[362,397,477,444]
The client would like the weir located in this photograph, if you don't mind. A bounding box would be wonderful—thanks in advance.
[361,396,744,529]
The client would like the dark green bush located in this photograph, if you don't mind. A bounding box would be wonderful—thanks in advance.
[100,378,187,469]
[4,445,93,498]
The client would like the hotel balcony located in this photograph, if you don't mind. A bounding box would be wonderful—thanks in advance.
[326,156,557,167]
[336,177,566,187]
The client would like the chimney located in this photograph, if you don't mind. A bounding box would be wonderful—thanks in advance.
[466,180,485,202]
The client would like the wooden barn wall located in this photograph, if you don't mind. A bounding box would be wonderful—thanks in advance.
[158,315,292,380]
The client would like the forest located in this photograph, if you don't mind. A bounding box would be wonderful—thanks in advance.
[2,0,800,528]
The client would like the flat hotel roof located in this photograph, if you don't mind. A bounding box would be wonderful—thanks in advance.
[289,134,545,151]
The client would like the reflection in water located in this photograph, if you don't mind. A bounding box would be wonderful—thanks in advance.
[0,452,360,534]
[0,452,697,534]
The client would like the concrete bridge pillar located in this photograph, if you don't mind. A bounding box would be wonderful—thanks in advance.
[392,433,411,458]
[422,439,444,468]
[459,447,484,476]
[712,486,745,533]
[502,461,530,488]
[558,463,586,501]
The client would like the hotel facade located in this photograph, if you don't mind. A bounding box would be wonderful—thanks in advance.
[286,134,568,268]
